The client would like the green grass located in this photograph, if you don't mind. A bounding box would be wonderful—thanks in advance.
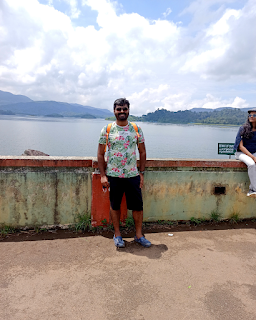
[229,213,240,224]
[190,217,202,225]
[73,213,91,232]
[190,216,208,225]
[157,220,166,225]
[107,223,114,231]
[101,219,107,225]
[125,216,135,228]
[0,225,16,235]
[210,211,221,222]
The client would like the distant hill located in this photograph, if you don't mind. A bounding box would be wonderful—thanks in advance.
[140,108,248,125]
[189,108,215,113]
[0,110,15,115]
[0,101,112,117]
[190,107,250,113]
[0,90,32,106]
[0,90,112,118]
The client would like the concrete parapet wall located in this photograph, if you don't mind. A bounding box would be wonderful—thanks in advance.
[139,159,254,221]
[0,156,254,227]
[0,157,93,226]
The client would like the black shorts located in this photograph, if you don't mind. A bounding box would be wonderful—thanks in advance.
[107,175,143,211]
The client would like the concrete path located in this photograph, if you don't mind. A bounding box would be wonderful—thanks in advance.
[0,228,256,320]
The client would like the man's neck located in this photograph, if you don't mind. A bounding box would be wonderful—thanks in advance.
[116,120,128,127]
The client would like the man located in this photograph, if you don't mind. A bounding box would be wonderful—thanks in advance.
[97,98,151,248]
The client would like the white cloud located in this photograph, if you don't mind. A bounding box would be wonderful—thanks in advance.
[187,95,249,110]
[0,0,255,113]
[65,0,81,19]
[179,1,256,80]
[180,0,234,30]
[163,8,172,18]
[128,88,249,115]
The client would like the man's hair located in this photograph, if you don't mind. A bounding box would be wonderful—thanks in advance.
[113,98,130,109]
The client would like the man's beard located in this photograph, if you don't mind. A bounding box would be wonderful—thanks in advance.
[116,113,129,121]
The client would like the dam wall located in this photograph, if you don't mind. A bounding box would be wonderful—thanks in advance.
[0,156,254,227]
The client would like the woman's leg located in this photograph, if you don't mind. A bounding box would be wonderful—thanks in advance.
[235,152,256,191]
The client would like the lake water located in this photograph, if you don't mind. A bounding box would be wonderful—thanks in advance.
[0,116,240,159]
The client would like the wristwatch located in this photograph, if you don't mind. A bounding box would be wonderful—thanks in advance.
[140,171,145,175]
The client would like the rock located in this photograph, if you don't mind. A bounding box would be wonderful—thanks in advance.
[22,149,50,156]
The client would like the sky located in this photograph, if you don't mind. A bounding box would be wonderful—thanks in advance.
[0,0,255,115]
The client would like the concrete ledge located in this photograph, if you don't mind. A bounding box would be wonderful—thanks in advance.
[0,156,94,167]
[93,158,247,169]
[0,156,247,169]
[144,158,247,168]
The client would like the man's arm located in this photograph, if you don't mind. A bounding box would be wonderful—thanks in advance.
[97,144,109,187]
[138,142,146,188]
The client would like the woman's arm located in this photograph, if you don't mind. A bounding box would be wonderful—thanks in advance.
[239,140,256,163]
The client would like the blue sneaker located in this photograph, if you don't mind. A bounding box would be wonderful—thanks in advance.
[113,235,125,248]
[134,236,151,248]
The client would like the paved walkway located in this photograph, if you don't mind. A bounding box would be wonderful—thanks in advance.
[0,228,256,320]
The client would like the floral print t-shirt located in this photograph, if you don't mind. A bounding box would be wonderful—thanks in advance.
[98,121,145,178]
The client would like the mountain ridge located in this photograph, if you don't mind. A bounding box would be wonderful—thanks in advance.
[0,90,112,118]
[0,89,251,119]
[189,107,251,113]
[0,90,33,106]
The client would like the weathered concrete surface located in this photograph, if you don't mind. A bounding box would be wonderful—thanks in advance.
[0,167,91,226]
[143,170,254,221]
[0,229,256,320]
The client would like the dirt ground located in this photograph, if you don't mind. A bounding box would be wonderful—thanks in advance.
[0,221,256,320]
[1,219,256,242]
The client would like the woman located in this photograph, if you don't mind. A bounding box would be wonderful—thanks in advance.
[234,108,256,196]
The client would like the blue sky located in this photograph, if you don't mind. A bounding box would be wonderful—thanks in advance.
[0,0,255,115]
[39,0,193,26]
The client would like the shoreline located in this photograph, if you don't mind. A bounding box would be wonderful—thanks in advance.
[0,114,242,127]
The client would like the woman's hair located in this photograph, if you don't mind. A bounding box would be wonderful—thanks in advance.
[241,116,253,139]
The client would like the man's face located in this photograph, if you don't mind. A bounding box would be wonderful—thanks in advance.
[114,104,129,121]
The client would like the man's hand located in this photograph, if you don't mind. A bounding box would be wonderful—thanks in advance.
[101,175,109,188]
[139,173,144,188]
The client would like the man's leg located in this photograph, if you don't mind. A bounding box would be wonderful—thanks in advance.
[111,208,125,248]
[108,176,125,247]
[110,208,121,237]
[108,176,123,237]
[126,176,151,247]
[133,210,143,239]
[133,209,151,247]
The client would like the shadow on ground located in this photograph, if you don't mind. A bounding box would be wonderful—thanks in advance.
[116,241,169,259]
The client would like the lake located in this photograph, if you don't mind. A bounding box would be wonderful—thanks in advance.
[0,116,240,159]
